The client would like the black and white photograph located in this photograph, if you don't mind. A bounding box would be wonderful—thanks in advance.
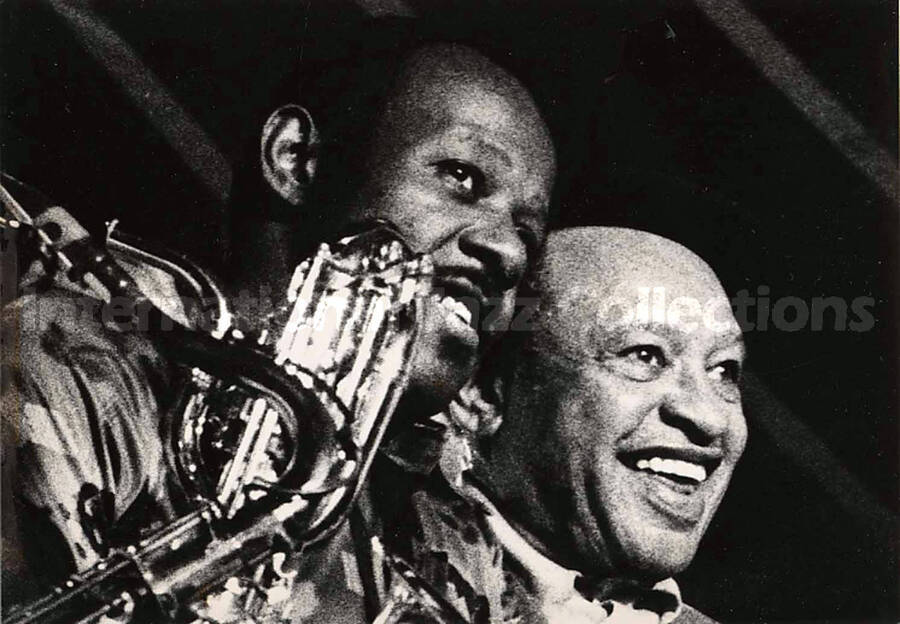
[1,1,897,622]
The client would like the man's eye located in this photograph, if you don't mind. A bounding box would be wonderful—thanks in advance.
[605,345,667,382]
[707,360,742,403]
[435,160,484,200]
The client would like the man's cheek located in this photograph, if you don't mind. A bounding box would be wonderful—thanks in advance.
[729,408,749,459]
[592,374,660,421]
[392,184,461,241]
[372,184,441,247]
[554,401,613,465]
[544,421,596,498]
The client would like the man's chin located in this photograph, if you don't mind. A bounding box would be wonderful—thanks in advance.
[397,352,473,420]
[396,307,479,420]
[612,527,699,580]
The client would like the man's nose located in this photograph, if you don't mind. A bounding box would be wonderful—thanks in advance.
[659,369,729,446]
[457,212,528,294]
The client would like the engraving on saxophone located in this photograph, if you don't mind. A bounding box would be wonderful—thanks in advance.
[172,224,432,534]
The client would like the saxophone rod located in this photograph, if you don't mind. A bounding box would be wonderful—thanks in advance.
[0,183,72,268]
[0,182,111,302]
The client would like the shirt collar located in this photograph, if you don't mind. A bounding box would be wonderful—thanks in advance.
[460,476,683,624]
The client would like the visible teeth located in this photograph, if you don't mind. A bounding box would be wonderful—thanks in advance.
[635,457,707,483]
[439,296,473,326]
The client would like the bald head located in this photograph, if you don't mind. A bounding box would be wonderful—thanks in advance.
[528,227,741,357]
[538,227,722,302]
[487,226,747,580]
[364,43,556,216]
[389,43,553,151]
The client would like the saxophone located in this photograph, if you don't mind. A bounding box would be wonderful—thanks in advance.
[0,177,466,623]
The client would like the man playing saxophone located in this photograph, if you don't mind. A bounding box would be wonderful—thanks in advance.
[1,18,556,621]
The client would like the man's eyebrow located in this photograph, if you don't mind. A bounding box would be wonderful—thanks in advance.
[618,322,682,341]
[449,124,513,168]
[475,138,513,170]
[599,323,747,356]
[592,322,681,351]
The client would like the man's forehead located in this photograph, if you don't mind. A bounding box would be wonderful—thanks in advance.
[533,227,740,346]
[385,47,556,193]
[539,278,736,330]
[537,228,723,303]
[395,46,549,134]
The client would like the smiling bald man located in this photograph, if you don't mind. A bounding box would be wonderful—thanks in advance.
[398,227,748,623]
[473,226,747,622]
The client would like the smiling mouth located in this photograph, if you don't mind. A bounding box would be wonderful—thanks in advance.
[616,449,722,528]
[436,294,474,328]
[619,449,722,490]
[432,273,489,332]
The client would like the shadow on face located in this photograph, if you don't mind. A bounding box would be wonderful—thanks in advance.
[348,44,556,417]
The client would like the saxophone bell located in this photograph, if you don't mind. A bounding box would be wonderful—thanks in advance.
[170,224,434,545]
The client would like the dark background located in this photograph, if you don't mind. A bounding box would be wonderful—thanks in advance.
[2,1,897,621]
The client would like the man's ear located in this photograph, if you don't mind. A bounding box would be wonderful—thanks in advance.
[260,104,319,206]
